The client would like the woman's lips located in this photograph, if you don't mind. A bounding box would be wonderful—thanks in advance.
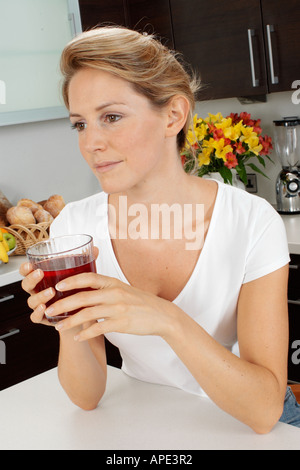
[94,161,123,173]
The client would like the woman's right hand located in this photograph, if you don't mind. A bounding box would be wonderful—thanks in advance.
[20,262,56,326]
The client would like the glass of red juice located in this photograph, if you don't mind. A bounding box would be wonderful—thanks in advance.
[26,234,97,324]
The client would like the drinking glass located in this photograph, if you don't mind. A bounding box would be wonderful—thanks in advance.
[26,234,97,324]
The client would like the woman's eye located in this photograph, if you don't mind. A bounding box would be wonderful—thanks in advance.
[71,122,86,132]
[105,114,121,123]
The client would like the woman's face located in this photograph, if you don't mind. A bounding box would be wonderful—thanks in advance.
[68,67,171,194]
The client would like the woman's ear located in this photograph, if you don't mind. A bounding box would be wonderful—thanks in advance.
[165,95,190,138]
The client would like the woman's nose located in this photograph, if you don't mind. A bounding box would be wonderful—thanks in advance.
[83,125,107,153]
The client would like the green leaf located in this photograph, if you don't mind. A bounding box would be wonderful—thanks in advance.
[246,163,269,179]
[219,166,233,184]
[236,164,248,185]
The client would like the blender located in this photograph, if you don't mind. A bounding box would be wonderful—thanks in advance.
[273,117,300,214]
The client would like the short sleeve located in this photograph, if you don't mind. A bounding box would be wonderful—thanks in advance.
[49,205,70,238]
[243,204,290,284]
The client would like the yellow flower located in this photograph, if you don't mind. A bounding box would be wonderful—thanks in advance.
[240,126,254,139]
[244,135,263,155]
[198,147,212,166]
[204,112,223,124]
[186,129,198,147]
[211,138,233,161]
[195,122,208,141]
[223,121,243,141]
[215,117,232,131]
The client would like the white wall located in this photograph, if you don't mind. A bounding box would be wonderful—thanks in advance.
[0,89,299,207]
[0,117,100,205]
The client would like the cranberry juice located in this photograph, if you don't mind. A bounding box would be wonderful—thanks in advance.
[35,254,97,323]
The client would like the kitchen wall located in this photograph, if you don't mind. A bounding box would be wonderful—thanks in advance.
[0,89,299,206]
[0,117,100,205]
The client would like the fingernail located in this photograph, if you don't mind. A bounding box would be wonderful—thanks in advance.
[45,288,54,297]
[56,281,65,291]
[33,269,42,278]
[55,322,63,331]
[45,306,54,316]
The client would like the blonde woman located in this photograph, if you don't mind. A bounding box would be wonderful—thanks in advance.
[20,26,300,433]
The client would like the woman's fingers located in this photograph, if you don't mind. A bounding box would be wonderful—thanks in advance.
[55,272,116,292]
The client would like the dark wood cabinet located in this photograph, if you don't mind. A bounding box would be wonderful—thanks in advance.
[79,0,127,31]
[79,0,174,47]
[0,281,59,391]
[126,0,174,47]
[288,254,300,384]
[261,0,300,94]
[170,0,300,100]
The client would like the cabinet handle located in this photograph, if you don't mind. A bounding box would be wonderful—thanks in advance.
[266,25,279,85]
[289,264,299,270]
[0,294,15,303]
[247,29,259,87]
[0,328,20,340]
[288,300,300,306]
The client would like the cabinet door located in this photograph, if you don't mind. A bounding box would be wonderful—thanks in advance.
[288,302,300,383]
[288,254,300,383]
[0,314,59,390]
[126,0,174,47]
[261,0,300,93]
[170,0,268,100]
[79,0,127,31]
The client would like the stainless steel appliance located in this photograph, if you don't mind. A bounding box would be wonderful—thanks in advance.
[273,117,300,214]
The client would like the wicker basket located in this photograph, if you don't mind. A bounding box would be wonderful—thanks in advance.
[4,222,51,255]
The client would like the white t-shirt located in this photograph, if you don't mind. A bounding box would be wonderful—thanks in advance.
[50,181,290,397]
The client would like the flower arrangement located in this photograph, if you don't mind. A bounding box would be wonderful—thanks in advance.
[181,112,273,185]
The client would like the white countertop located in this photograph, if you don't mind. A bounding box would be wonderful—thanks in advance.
[280,213,300,255]
[0,365,299,450]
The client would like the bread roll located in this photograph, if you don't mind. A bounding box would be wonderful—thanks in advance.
[43,195,65,218]
[34,208,54,223]
[0,190,12,216]
[17,198,40,214]
[6,206,36,225]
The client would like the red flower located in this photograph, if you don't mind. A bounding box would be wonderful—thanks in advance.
[234,142,246,155]
[259,135,273,156]
[213,128,224,140]
[225,152,238,169]
[239,112,252,125]
[228,113,240,124]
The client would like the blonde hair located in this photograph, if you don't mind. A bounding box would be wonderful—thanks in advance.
[60,26,201,150]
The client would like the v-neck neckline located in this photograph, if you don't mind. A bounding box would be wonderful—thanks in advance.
[103,180,222,303]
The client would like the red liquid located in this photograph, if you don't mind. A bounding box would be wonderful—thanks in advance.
[35,255,97,323]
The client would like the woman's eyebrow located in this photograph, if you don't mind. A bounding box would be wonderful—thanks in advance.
[69,101,127,118]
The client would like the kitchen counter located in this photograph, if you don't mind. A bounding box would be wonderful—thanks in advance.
[0,365,299,450]
[280,213,300,255]
[0,255,26,287]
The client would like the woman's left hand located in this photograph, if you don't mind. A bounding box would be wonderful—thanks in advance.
[46,273,180,342]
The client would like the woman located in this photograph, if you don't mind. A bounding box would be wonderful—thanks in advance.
[20,26,299,433]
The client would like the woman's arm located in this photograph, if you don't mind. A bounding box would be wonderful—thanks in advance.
[46,264,289,433]
[20,263,107,411]
[164,265,289,434]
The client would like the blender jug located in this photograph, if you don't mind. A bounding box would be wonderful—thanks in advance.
[273,117,300,214]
